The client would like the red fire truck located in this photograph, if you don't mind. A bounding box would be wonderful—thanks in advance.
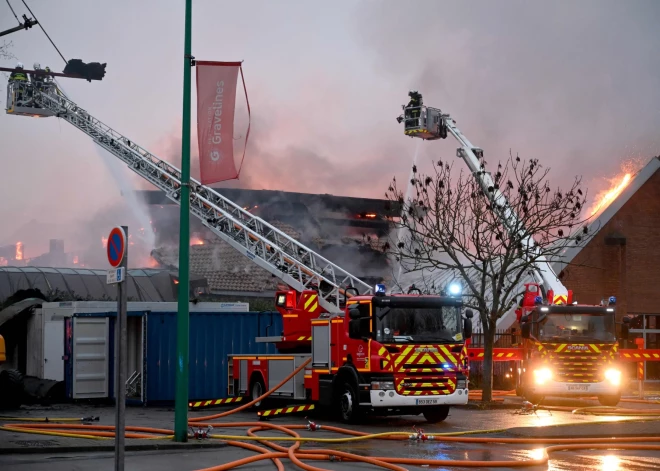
[515,283,628,405]
[227,284,474,423]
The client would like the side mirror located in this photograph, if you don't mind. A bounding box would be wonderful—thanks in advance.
[349,308,361,320]
[465,309,474,319]
[463,318,472,339]
[521,323,531,339]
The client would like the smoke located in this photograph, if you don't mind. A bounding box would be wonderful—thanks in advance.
[351,0,660,188]
[94,144,156,251]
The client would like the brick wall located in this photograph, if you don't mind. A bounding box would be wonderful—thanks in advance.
[559,169,660,319]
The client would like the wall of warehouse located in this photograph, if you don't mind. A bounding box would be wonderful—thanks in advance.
[558,169,660,319]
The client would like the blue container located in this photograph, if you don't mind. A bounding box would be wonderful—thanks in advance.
[65,310,282,405]
[146,310,282,404]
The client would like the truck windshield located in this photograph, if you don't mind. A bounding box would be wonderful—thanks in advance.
[375,306,463,343]
[538,313,616,342]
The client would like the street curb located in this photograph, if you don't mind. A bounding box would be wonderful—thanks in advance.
[0,441,228,455]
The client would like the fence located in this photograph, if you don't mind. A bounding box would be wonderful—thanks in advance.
[468,329,519,390]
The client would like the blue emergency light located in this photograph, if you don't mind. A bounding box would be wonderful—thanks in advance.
[448,283,462,296]
[534,296,543,305]
[375,284,387,294]
[608,296,616,305]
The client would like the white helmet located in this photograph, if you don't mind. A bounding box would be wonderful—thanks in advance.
[33,62,41,69]
[16,62,23,69]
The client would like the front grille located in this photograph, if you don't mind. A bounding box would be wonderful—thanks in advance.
[395,377,456,396]
[549,353,607,383]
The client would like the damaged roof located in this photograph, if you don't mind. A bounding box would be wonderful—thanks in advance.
[552,156,660,273]
[151,221,389,294]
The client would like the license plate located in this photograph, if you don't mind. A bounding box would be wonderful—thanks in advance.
[567,384,590,392]
[416,398,439,405]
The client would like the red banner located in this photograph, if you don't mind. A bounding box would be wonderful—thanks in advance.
[196,61,250,185]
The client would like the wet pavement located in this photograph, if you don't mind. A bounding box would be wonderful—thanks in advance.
[0,395,659,470]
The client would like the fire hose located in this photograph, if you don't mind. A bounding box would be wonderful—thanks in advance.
[2,359,660,470]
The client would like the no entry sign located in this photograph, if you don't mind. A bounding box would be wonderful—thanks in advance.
[107,226,127,268]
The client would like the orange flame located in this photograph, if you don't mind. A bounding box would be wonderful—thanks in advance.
[190,236,204,246]
[588,159,644,216]
[0,256,7,267]
[15,241,23,260]
[73,255,79,264]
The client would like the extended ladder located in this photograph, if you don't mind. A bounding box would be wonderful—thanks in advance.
[11,82,372,312]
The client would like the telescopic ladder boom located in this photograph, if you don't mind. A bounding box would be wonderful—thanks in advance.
[398,98,569,303]
[6,82,372,312]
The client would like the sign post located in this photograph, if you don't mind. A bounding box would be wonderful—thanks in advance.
[107,226,127,471]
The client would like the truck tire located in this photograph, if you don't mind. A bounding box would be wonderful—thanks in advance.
[423,405,450,423]
[337,381,361,424]
[249,376,267,409]
[0,369,24,409]
[598,394,621,407]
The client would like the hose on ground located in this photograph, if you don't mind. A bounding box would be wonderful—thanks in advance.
[3,375,660,470]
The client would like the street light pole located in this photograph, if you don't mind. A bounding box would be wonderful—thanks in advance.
[174,0,192,442]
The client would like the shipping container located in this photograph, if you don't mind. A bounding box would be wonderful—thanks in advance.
[54,303,281,405]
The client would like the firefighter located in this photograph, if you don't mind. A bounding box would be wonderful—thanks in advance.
[31,62,44,88]
[8,62,28,105]
[405,91,423,127]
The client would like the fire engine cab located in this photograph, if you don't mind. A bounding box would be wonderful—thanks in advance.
[227,284,474,423]
[516,284,628,406]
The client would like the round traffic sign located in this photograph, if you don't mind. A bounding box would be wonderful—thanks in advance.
[107,227,126,268]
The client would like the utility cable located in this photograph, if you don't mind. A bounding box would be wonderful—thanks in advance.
[5,0,20,24]
[20,0,66,64]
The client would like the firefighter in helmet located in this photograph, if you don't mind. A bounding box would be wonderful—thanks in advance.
[8,62,28,105]
[405,90,423,128]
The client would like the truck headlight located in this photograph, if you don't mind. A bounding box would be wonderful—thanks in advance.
[605,368,621,386]
[456,379,468,389]
[371,381,394,390]
[533,367,552,385]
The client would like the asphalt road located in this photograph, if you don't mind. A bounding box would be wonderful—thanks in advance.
[1,396,659,470]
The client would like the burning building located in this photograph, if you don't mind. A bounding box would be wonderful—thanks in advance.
[144,188,398,301]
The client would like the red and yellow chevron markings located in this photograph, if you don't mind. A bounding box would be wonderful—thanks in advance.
[189,396,244,409]
[257,404,315,419]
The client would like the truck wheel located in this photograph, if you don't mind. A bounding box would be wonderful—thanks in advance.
[338,381,361,424]
[0,369,24,409]
[250,377,266,409]
[598,394,621,407]
[423,405,450,423]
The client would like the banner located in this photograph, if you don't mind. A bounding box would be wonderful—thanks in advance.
[196,61,250,185]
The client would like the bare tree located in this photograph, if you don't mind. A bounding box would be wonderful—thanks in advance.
[1,40,16,96]
[383,154,593,402]
[1,40,14,60]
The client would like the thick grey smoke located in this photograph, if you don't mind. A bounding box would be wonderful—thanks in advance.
[351,0,660,195]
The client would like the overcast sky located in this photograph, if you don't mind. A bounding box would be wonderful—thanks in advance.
[1,0,659,259]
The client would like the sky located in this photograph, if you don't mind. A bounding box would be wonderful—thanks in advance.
[0,0,659,263]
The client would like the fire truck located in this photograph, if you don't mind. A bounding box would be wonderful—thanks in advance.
[397,91,629,406]
[229,284,473,423]
[5,79,474,422]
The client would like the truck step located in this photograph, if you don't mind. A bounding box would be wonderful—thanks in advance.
[189,397,245,409]
[258,404,315,420]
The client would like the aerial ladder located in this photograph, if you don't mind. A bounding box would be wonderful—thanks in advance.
[396,91,570,310]
[4,81,373,322]
[396,92,660,404]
